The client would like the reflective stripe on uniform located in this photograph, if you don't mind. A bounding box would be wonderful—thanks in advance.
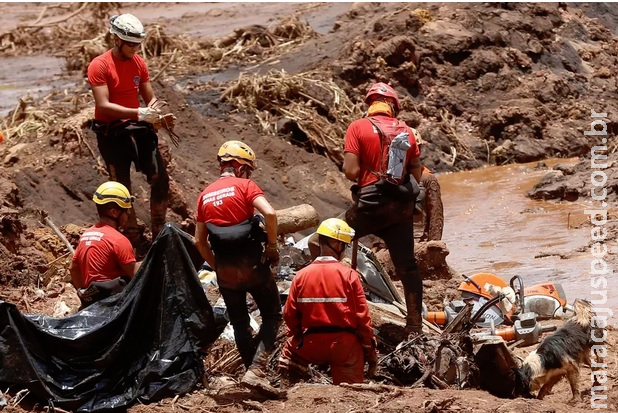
[297,297,348,303]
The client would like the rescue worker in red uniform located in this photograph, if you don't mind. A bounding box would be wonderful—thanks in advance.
[414,165,444,242]
[88,14,171,248]
[278,218,378,386]
[70,181,141,308]
[194,140,282,398]
[343,82,424,336]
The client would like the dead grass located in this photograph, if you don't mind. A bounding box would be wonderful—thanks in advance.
[221,69,362,166]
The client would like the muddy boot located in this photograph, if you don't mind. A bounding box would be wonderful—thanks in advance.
[279,369,293,390]
[405,325,424,341]
[241,367,284,399]
[123,206,142,247]
[241,344,285,399]
[400,268,424,338]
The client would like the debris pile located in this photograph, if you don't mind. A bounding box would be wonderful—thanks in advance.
[221,69,362,165]
[0,3,115,56]
[380,335,478,389]
[206,15,318,70]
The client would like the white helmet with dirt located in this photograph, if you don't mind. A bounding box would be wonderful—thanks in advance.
[109,14,146,43]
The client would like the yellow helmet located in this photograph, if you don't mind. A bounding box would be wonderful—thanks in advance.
[92,181,134,209]
[316,218,355,244]
[217,140,256,168]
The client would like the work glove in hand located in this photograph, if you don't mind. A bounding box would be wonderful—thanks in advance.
[153,113,180,147]
[159,113,176,130]
[138,107,161,123]
[264,243,280,266]
[148,97,168,112]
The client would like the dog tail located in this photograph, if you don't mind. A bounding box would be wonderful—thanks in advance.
[573,298,593,327]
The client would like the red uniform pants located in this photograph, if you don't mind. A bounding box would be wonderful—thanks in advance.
[279,332,364,384]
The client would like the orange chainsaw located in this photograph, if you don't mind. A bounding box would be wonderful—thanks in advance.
[425,273,573,328]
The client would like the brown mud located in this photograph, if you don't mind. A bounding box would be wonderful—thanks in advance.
[0,2,617,412]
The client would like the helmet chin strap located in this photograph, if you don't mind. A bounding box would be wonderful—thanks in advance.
[113,39,133,61]
[235,164,252,179]
[102,210,122,229]
[221,162,254,179]
[389,101,399,117]
[323,239,346,259]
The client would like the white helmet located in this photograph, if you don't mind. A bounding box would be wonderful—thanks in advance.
[109,14,146,43]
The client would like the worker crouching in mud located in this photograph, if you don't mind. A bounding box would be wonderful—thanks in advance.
[278,218,378,386]
[70,181,141,309]
[194,140,283,399]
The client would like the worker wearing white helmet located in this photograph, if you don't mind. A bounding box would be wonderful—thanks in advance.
[109,14,146,44]
[87,13,173,255]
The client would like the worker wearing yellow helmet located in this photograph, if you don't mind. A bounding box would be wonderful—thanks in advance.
[278,218,378,386]
[195,140,282,398]
[70,181,141,308]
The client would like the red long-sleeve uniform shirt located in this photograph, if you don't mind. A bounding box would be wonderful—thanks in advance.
[283,256,374,349]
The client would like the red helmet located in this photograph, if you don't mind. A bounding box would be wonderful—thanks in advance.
[365,82,400,112]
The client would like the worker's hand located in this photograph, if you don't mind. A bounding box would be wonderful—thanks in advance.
[152,112,180,147]
[159,113,176,130]
[138,107,161,123]
[264,243,280,266]
[148,97,168,112]
[366,348,378,378]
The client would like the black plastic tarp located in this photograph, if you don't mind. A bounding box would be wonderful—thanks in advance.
[0,224,219,412]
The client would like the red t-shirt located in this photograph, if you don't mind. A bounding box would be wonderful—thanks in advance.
[283,257,375,349]
[196,176,264,226]
[72,222,136,287]
[87,49,150,122]
[344,115,421,187]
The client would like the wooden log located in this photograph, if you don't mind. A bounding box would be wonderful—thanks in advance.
[275,204,319,235]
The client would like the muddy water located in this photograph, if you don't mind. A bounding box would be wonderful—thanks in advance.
[0,55,77,117]
[439,158,616,320]
[0,2,350,116]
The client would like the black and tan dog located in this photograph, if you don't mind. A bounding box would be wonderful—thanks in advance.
[513,299,605,402]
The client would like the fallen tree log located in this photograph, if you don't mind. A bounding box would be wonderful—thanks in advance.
[275,203,319,235]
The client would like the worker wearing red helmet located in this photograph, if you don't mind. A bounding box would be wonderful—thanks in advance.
[343,82,425,336]
[278,218,377,386]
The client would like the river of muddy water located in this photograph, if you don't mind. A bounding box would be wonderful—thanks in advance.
[440,158,616,322]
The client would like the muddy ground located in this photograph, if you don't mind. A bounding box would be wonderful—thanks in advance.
[0,2,617,412]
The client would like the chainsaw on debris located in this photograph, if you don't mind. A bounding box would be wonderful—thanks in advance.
[423,272,573,346]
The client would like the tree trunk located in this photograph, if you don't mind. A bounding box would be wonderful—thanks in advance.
[275,204,319,235]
